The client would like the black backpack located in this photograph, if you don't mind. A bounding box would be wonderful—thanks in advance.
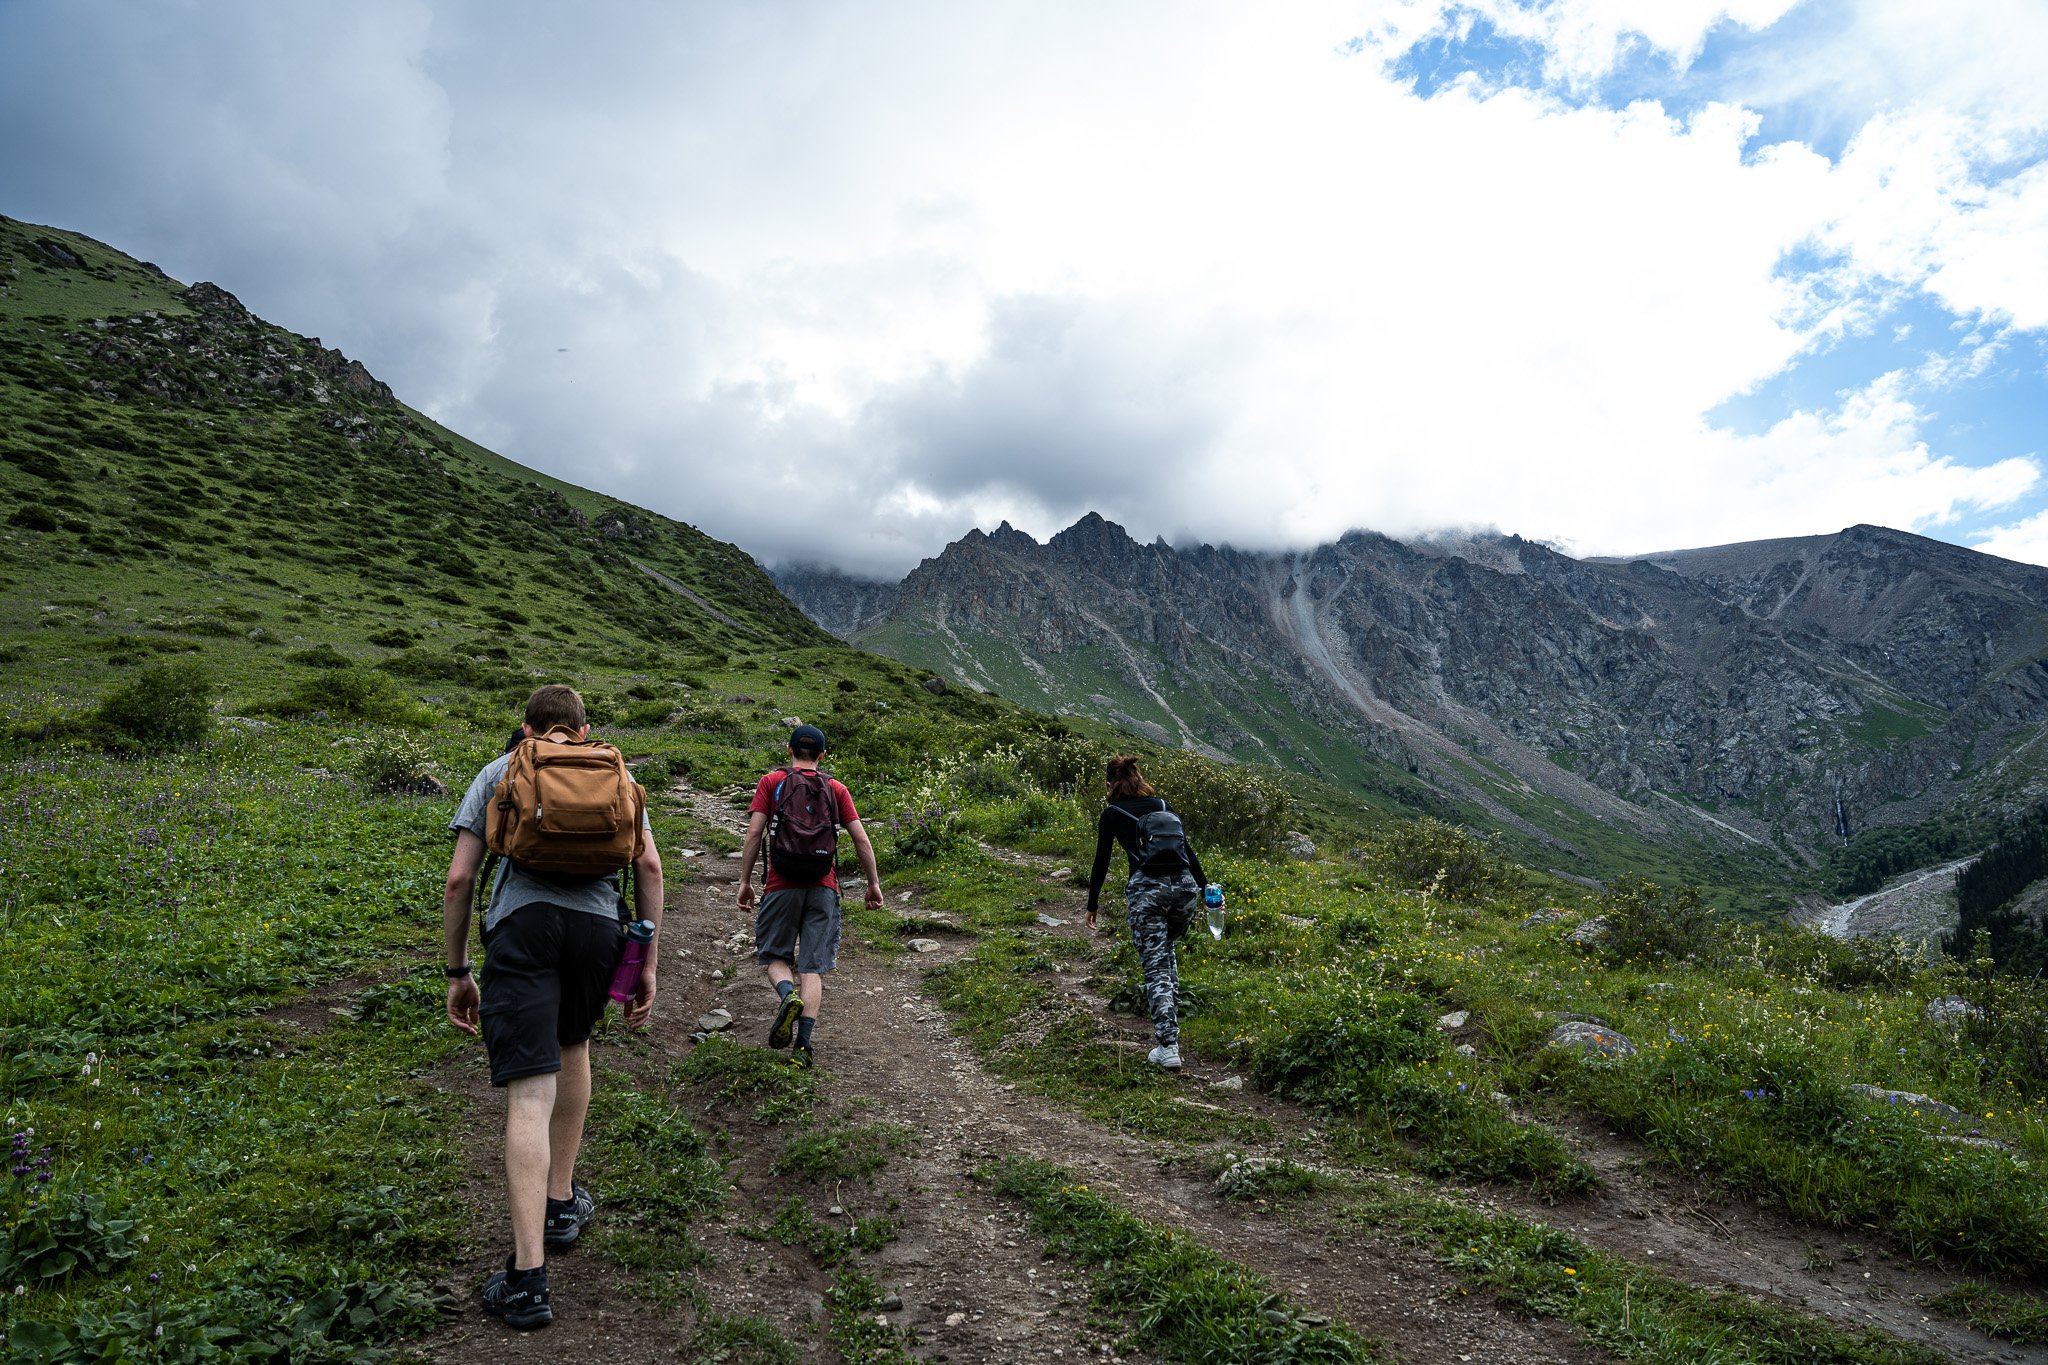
[768,767,839,884]
[1131,801,1191,876]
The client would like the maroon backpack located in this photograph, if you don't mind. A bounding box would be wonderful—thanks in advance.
[768,767,839,884]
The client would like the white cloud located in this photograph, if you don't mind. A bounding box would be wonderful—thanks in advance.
[1441,0,1803,88]
[1972,508,2048,566]
[0,0,2044,575]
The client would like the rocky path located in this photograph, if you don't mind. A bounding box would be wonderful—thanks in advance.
[413,787,2039,1364]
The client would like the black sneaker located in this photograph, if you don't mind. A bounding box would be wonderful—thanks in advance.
[482,1260,552,1329]
[543,1183,594,1247]
[768,992,804,1049]
[790,1042,814,1070]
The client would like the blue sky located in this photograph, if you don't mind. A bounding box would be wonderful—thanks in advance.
[0,1,2043,574]
[1385,0,2048,560]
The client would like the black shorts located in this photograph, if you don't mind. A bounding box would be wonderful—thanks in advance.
[479,902,626,1087]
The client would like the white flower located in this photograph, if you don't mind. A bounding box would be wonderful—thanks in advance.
[84,1053,96,1066]
[91,1121,100,1131]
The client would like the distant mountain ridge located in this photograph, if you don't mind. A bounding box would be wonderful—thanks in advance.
[774,515,2048,896]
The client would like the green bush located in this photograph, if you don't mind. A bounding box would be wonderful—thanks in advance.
[1147,752,1291,851]
[94,660,213,751]
[1598,875,1726,965]
[1361,816,1514,902]
[289,642,353,669]
[273,668,428,725]
[351,733,440,794]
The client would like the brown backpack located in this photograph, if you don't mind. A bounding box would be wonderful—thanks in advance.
[486,733,646,876]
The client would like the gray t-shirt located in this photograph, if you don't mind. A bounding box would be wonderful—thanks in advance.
[452,752,653,934]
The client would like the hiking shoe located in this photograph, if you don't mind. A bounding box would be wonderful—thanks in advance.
[1148,1044,1182,1071]
[543,1183,594,1247]
[768,992,804,1049]
[790,1042,814,1070]
[482,1261,552,1329]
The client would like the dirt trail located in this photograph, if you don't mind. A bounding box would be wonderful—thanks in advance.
[416,788,2039,1364]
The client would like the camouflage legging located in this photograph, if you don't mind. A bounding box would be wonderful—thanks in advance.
[1126,871,1198,1047]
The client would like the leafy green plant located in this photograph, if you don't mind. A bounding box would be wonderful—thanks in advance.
[94,659,213,751]
[350,732,440,794]
[1359,816,1514,901]
[1147,751,1292,851]
[1596,874,1726,965]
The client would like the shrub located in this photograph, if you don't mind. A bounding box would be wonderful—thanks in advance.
[618,699,674,728]
[885,787,963,864]
[366,626,416,648]
[352,733,440,794]
[273,668,428,724]
[1598,875,1726,965]
[1361,817,1514,902]
[1147,752,1291,851]
[8,505,57,532]
[289,643,353,669]
[95,661,213,751]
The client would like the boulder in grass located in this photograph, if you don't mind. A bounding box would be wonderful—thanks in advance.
[1564,916,1610,947]
[1847,1083,1966,1126]
[1544,1020,1637,1059]
[1521,908,1572,929]
[1923,996,1985,1028]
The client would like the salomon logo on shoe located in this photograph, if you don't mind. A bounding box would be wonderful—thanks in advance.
[482,1261,553,1329]
[543,1183,594,1247]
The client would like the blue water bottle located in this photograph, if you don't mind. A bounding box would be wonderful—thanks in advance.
[1203,883,1225,939]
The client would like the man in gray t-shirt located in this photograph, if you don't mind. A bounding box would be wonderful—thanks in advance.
[451,752,654,937]
[441,684,663,1329]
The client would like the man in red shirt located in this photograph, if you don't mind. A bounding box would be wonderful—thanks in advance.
[736,724,884,1068]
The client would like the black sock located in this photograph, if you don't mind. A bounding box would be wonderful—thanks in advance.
[775,979,795,1001]
[796,1015,815,1046]
[506,1254,545,1283]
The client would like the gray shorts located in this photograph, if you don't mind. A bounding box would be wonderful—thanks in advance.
[755,886,841,973]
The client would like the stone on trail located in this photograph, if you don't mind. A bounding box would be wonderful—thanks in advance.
[1207,1075,1245,1093]
[1847,1084,1967,1126]
[1543,1020,1636,1059]
[697,1008,734,1034]
[945,1312,968,1328]
[906,938,942,953]
[880,1293,903,1312]
[1035,912,1064,927]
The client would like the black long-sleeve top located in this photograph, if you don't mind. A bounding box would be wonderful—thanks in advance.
[1086,796,1208,913]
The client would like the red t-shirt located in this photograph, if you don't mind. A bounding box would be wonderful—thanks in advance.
[750,767,859,892]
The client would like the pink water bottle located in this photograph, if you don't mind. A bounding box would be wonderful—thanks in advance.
[608,920,655,1005]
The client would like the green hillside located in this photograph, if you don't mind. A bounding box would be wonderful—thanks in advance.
[0,215,826,723]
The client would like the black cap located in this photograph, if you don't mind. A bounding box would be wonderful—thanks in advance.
[789,723,826,756]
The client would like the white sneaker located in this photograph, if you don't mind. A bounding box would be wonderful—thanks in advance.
[1148,1045,1182,1070]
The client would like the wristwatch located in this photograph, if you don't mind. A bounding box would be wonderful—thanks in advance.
[444,963,472,978]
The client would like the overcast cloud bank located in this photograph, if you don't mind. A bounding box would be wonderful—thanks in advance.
[2,0,2044,576]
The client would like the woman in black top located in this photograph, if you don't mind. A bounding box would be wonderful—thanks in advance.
[1085,755,1219,1071]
